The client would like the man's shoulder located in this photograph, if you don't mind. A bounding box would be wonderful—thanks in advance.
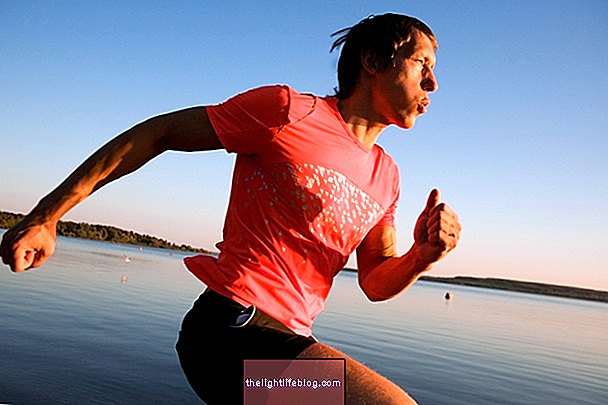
[222,84,292,109]
[373,144,400,176]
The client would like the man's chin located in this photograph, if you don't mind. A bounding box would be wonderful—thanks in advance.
[398,117,417,130]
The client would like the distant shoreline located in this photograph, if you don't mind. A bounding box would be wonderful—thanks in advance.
[420,275,608,303]
[0,211,212,254]
[3,211,605,303]
[342,270,608,303]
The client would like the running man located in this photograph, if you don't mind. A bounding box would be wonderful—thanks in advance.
[1,13,461,404]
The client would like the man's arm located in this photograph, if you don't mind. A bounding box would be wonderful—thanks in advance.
[357,189,461,301]
[1,107,222,272]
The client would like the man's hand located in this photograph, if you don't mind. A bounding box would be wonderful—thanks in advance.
[413,188,461,265]
[0,217,57,272]
[2,106,223,273]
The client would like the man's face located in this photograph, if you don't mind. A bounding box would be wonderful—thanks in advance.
[370,30,438,129]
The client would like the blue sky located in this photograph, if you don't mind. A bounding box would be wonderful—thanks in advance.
[1,1,607,290]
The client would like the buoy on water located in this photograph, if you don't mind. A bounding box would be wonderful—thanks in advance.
[444,292,452,300]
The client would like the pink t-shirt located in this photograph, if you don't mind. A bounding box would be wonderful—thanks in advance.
[184,85,400,336]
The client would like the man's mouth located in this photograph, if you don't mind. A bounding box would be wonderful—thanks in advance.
[418,98,430,114]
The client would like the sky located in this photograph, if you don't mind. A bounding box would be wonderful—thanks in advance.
[1,1,607,290]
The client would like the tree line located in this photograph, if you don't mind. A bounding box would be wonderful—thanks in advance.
[0,211,212,254]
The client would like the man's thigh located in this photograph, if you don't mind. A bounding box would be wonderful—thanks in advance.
[297,342,418,405]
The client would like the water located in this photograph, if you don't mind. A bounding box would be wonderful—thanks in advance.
[1,234,606,404]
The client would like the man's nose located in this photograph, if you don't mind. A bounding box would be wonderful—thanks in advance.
[422,69,438,92]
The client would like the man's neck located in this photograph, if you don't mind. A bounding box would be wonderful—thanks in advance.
[337,92,388,149]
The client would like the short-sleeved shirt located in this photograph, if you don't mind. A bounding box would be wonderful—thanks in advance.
[184,85,400,336]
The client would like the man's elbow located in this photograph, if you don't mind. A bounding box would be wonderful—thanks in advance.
[365,293,389,303]
[359,272,420,302]
[359,282,394,302]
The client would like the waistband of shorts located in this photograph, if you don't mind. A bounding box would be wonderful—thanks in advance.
[199,288,298,336]
[198,288,248,317]
[202,288,246,308]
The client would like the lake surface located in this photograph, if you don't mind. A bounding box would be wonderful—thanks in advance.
[1,234,606,404]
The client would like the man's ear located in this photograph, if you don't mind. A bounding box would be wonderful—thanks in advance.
[361,48,381,75]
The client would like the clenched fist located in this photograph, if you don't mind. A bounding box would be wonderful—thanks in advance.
[1,217,57,272]
[413,188,461,265]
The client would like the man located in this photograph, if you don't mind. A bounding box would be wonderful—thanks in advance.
[1,13,460,404]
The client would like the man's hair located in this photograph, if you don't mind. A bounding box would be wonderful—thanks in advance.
[330,13,437,99]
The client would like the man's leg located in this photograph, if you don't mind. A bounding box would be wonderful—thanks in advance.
[297,343,418,405]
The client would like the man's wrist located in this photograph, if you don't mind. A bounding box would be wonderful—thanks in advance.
[408,244,435,275]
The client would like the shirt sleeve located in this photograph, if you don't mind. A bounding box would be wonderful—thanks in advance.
[206,85,292,154]
[375,161,400,227]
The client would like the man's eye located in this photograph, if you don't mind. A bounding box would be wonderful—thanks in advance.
[412,57,432,73]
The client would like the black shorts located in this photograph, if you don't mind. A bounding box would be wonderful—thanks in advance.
[176,289,317,404]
